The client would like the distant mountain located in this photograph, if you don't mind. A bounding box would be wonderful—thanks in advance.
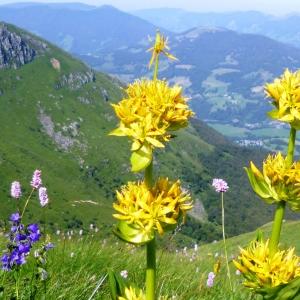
[133,8,300,48]
[0,4,169,54]
[80,26,300,147]
[0,21,283,240]
[2,2,96,10]
[0,4,299,151]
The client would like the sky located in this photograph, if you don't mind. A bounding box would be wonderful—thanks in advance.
[0,0,299,15]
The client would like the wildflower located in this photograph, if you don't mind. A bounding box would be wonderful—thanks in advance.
[147,31,177,68]
[10,212,20,223]
[236,270,241,276]
[120,270,128,279]
[11,181,22,199]
[206,272,215,288]
[212,178,229,193]
[265,69,300,128]
[110,79,193,172]
[113,178,192,244]
[39,187,49,207]
[1,215,40,271]
[245,153,300,210]
[31,170,42,189]
[233,239,300,289]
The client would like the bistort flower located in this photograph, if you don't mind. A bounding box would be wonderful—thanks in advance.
[39,187,49,207]
[113,178,192,244]
[265,69,300,128]
[31,169,42,189]
[11,181,22,199]
[245,152,300,211]
[233,239,300,289]
[110,79,194,172]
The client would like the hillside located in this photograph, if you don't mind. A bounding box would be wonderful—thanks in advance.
[0,22,293,241]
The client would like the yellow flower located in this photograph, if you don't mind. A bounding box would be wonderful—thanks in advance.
[245,152,300,210]
[233,239,300,289]
[113,178,192,244]
[118,287,145,300]
[110,79,194,172]
[148,31,177,68]
[265,69,300,128]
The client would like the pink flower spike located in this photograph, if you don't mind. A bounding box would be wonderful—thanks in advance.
[212,178,229,193]
[11,181,22,199]
[39,187,49,207]
[31,170,42,189]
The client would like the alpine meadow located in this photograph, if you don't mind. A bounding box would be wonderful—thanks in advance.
[1,2,300,300]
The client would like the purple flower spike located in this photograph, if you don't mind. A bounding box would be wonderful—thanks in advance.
[212,178,229,193]
[31,170,42,189]
[206,272,216,288]
[11,181,22,199]
[39,187,49,207]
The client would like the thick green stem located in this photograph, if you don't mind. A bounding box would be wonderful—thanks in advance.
[269,127,296,255]
[269,201,286,256]
[145,162,153,189]
[145,162,156,300]
[146,237,156,300]
[221,193,233,295]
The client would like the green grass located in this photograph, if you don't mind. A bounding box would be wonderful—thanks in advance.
[2,220,300,299]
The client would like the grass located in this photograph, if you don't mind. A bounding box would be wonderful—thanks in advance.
[2,220,299,299]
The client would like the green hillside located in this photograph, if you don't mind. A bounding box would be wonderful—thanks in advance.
[0,22,292,241]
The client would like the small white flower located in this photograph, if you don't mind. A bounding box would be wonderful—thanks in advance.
[120,270,128,279]
[236,269,241,276]
[70,252,75,258]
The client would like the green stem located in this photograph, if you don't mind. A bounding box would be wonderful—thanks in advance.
[145,162,153,189]
[146,237,156,300]
[145,162,156,300]
[153,56,159,81]
[20,188,35,219]
[221,193,233,295]
[269,127,296,255]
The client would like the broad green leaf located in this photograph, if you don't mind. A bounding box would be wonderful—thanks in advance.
[130,145,152,172]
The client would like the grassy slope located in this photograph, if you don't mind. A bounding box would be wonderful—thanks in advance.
[1,220,299,299]
[0,23,291,241]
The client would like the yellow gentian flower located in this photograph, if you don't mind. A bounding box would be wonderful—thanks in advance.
[245,152,300,210]
[113,178,192,244]
[265,69,300,128]
[148,31,177,68]
[234,239,300,289]
[110,79,193,172]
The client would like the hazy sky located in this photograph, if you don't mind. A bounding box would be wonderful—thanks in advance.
[0,0,299,15]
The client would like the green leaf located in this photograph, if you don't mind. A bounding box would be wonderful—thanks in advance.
[113,221,154,245]
[108,269,127,300]
[130,144,152,172]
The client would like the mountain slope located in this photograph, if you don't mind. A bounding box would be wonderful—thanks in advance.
[0,22,291,240]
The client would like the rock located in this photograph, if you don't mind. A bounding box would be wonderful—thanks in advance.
[0,24,36,69]
[50,58,61,71]
[56,70,95,90]
[101,88,109,101]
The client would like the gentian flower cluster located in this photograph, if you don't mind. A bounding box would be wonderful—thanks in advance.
[1,213,41,271]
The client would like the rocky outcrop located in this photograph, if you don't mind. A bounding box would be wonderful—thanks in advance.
[0,24,36,69]
[56,70,95,90]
